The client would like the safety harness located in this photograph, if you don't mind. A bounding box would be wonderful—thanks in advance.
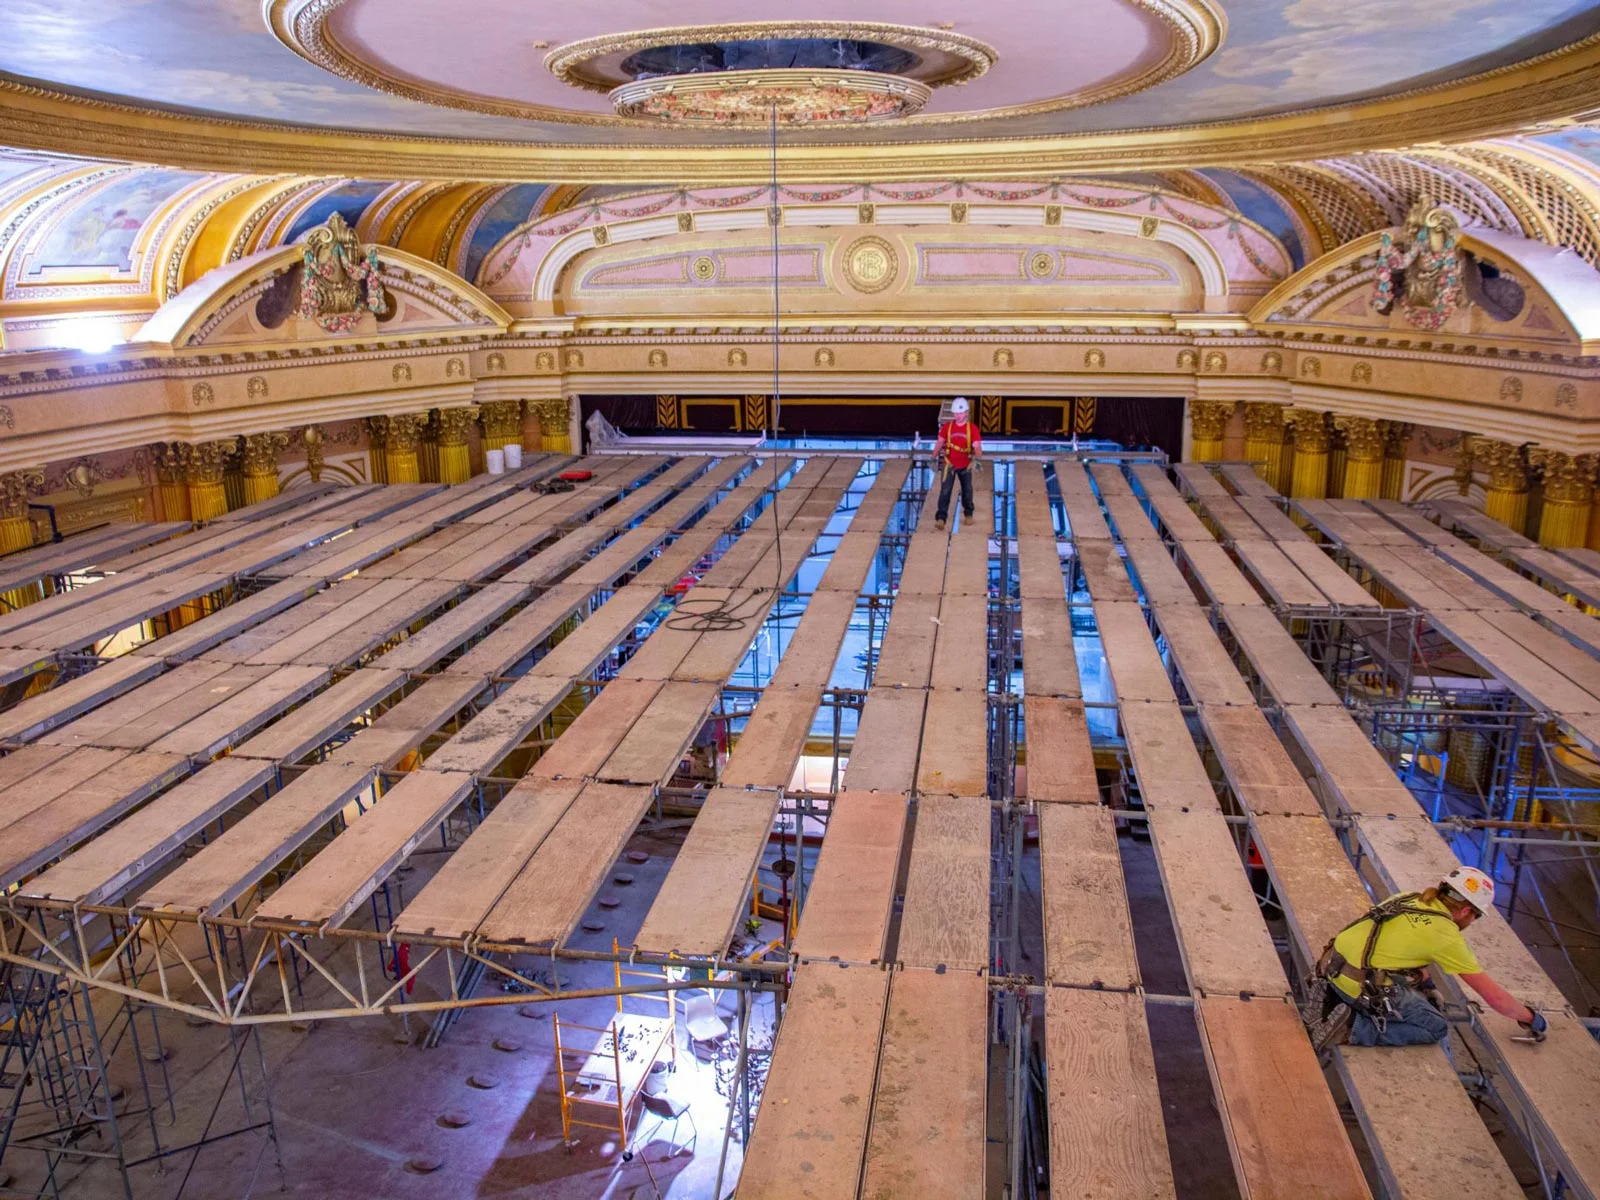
[1310,892,1439,1033]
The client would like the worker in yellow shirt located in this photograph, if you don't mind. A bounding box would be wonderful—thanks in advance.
[1314,866,1548,1047]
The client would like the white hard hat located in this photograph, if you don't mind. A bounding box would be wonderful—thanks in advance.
[951,397,970,416]
[1441,865,1495,916]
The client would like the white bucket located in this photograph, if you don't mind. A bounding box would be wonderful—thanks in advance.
[485,448,505,475]
[504,444,523,469]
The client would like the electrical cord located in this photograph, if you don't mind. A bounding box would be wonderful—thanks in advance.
[663,102,787,636]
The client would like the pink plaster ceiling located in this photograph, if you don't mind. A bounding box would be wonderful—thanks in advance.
[326,0,1171,120]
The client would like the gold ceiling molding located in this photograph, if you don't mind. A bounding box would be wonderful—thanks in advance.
[268,3,1216,129]
[3,33,1600,180]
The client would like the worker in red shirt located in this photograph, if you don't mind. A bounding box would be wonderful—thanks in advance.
[934,396,981,530]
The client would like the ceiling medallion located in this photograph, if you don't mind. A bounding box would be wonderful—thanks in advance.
[613,70,931,127]
[843,236,899,294]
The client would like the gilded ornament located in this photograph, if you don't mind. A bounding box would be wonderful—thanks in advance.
[993,348,1014,369]
[1300,357,1322,379]
[814,348,835,367]
[185,440,234,486]
[1176,349,1198,371]
[565,349,585,369]
[0,468,45,520]
[240,431,290,476]
[951,202,968,224]
[648,348,669,368]
[479,400,523,443]
[1370,200,1463,331]
[1027,251,1055,279]
[191,382,215,408]
[1461,436,1529,492]
[1351,361,1373,384]
[1500,377,1523,404]
[656,395,679,427]
[1242,402,1284,440]
[1556,382,1578,410]
[446,357,467,378]
[1073,397,1097,435]
[247,375,269,399]
[978,395,1002,433]
[677,211,694,233]
[486,352,506,372]
[435,405,479,446]
[1139,216,1159,238]
[858,203,875,225]
[1044,205,1062,227]
[1189,400,1233,441]
[392,362,413,383]
[593,225,610,246]
[0,404,13,430]
[743,394,769,430]
[533,397,570,433]
[1203,350,1227,373]
[535,351,556,371]
[1289,410,1332,453]
[1334,415,1384,460]
[298,212,385,334]
[903,347,924,368]
[612,68,932,126]
[61,459,101,499]
[302,425,326,483]
[1260,351,1283,373]
[691,256,717,282]
[1084,348,1106,369]
[1528,448,1598,503]
[842,236,898,294]
[728,347,748,367]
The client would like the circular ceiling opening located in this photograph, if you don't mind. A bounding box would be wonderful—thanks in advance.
[619,38,922,81]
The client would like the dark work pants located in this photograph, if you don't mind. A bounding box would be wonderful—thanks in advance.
[936,465,974,521]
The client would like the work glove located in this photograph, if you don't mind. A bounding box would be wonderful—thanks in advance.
[1518,1009,1548,1042]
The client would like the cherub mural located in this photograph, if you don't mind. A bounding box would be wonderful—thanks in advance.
[29,170,200,273]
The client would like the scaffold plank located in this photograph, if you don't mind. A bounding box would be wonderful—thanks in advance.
[147,663,331,760]
[0,521,190,593]
[597,680,721,785]
[793,791,908,965]
[1045,988,1175,1198]
[371,583,530,674]
[1224,606,1343,706]
[720,685,823,789]
[230,668,406,765]
[0,746,130,820]
[1023,696,1097,802]
[18,757,275,906]
[844,687,926,794]
[1021,600,1081,699]
[1273,538,1383,609]
[0,655,166,745]
[1178,541,1271,607]
[633,786,782,957]
[0,751,191,888]
[1092,602,1174,703]
[915,688,988,797]
[1233,539,1329,607]
[442,581,593,680]
[1117,698,1215,799]
[201,579,382,663]
[738,963,889,1199]
[1174,462,1232,498]
[1153,605,1256,707]
[324,674,488,770]
[1197,997,1372,1199]
[420,671,574,776]
[861,967,987,1200]
[930,591,989,689]
[40,662,274,750]
[255,770,477,929]
[1131,464,1216,543]
[393,776,585,939]
[897,795,990,971]
[3,570,240,654]
[137,762,378,916]
[0,646,55,689]
[895,517,952,596]
[1039,805,1137,987]
[474,781,655,946]
[1231,495,1307,542]
[129,578,325,664]
[765,593,859,690]
[254,579,461,667]
[525,678,656,781]
[872,591,940,688]
[1427,609,1600,716]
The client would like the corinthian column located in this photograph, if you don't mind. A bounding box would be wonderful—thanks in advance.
[479,400,523,452]
[533,397,572,453]
[1287,410,1332,499]
[0,467,43,555]
[1334,415,1385,500]
[1379,421,1412,500]
[151,442,191,521]
[435,406,478,484]
[1242,403,1287,492]
[240,432,290,505]
[1463,437,1530,535]
[1529,448,1597,548]
[184,440,235,522]
[379,413,426,484]
[1187,400,1234,463]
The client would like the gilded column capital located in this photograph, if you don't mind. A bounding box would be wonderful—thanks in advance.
[435,405,480,447]
[1463,436,1530,491]
[1528,448,1598,503]
[240,431,290,476]
[531,396,570,427]
[150,441,190,485]
[386,412,426,455]
[1288,409,1331,454]
[362,416,390,450]
[300,425,326,483]
[1188,400,1235,442]
[1241,402,1285,440]
[184,439,236,486]
[479,399,524,443]
[1333,415,1385,462]
[1378,420,1413,457]
[0,467,45,520]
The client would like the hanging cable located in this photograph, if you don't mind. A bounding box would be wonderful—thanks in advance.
[664,103,787,634]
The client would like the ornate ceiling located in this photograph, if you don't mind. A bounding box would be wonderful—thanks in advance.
[0,1,1597,176]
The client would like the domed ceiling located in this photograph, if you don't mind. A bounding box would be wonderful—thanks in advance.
[0,0,1597,174]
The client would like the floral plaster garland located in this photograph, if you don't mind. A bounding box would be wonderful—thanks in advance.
[1371,203,1463,330]
[298,212,386,334]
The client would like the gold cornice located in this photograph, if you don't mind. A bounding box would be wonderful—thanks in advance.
[2,30,1600,180]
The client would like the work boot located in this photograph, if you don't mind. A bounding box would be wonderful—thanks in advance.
[935,517,946,531]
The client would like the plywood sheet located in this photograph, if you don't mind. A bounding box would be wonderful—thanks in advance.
[443,581,593,680]
[844,688,926,793]
[421,671,573,776]
[0,752,191,888]
[285,579,462,668]
[1175,462,1235,499]
[915,688,988,797]
[1476,1012,1600,1198]
[1056,461,1110,541]
[895,525,951,596]
[1273,539,1382,610]
[393,777,585,939]
[738,963,889,1199]
[871,592,941,688]
[929,592,989,690]
[0,646,55,689]
[1278,706,1419,818]
[0,746,131,824]
[897,795,990,971]
[525,678,658,780]
[633,786,783,957]
[138,762,377,916]
[793,790,908,965]
[1020,598,1081,699]
[721,685,822,789]
[1234,540,1328,607]
[19,757,274,905]
[475,781,655,946]
[1023,696,1097,802]
[0,743,75,793]
[861,968,988,1200]
[199,579,379,662]
[1197,997,1371,1200]
[1118,700,1216,801]
[0,655,166,745]
[1075,539,1136,599]
[229,668,405,765]
[1144,807,1289,999]
[1120,535,1201,608]
[1154,605,1257,707]
[1195,705,1325,816]
[365,583,530,673]
[765,591,859,690]
[1179,542,1269,607]
[1092,602,1176,704]
[1246,813,1371,958]
[1231,495,1305,541]
[325,673,488,769]
[596,679,720,785]
[148,664,330,759]
[1045,989,1175,1198]
[1223,607,1342,706]
[526,587,664,682]
[255,770,476,929]
[1039,805,1138,988]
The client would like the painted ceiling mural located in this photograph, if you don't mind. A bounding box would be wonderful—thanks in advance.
[0,0,1595,144]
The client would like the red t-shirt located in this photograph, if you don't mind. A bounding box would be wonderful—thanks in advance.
[938,419,981,469]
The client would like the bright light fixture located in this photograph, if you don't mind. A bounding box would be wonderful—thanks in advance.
[54,317,123,354]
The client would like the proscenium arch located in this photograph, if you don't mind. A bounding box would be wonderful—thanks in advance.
[525,198,1241,305]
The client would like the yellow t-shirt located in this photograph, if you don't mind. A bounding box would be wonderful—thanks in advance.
[1330,894,1482,998]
